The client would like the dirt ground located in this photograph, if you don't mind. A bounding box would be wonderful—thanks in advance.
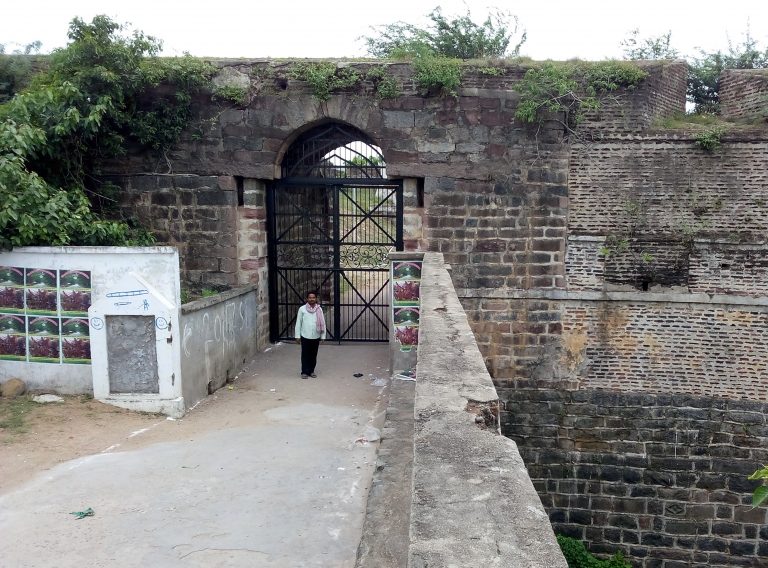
[0,394,165,493]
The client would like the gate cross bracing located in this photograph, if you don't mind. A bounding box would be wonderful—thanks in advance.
[267,124,403,342]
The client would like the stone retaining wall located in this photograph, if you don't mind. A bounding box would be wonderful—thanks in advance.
[500,387,768,568]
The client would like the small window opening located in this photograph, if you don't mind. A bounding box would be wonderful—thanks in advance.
[417,177,425,208]
[236,176,244,206]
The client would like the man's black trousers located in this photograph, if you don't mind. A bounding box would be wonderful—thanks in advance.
[300,336,320,375]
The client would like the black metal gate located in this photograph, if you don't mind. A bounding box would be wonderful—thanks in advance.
[267,124,402,342]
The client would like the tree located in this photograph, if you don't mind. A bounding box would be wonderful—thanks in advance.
[0,15,213,249]
[364,6,526,59]
[0,41,42,103]
[620,29,679,60]
[688,27,768,114]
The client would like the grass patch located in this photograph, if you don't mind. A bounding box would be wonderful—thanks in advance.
[656,112,726,129]
[0,395,36,436]
[656,111,767,131]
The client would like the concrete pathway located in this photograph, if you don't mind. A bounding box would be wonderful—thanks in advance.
[0,343,390,568]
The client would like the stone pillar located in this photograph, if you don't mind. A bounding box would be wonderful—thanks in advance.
[237,178,270,348]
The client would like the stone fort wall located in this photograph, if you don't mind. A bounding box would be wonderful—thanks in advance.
[103,59,768,565]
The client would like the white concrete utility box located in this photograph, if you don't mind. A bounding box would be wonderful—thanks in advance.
[0,247,184,417]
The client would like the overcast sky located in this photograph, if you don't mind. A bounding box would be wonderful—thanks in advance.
[2,1,767,61]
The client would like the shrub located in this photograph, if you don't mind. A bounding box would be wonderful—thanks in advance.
[557,535,632,568]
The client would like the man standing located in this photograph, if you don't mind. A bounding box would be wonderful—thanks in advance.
[295,291,326,379]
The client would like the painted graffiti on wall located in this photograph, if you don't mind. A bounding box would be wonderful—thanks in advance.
[0,266,92,364]
[182,298,249,381]
[392,261,422,352]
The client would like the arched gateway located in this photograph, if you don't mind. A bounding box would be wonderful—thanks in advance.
[267,123,403,342]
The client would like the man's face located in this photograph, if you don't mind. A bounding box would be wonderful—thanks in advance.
[307,294,317,305]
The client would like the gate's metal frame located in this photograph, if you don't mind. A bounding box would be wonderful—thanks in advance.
[267,177,403,342]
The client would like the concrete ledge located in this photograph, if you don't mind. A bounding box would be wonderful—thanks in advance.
[181,284,257,314]
[356,378,415,567]
[411,253,566,567]
[101,395,185,419]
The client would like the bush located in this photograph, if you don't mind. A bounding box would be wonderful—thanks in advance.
[515,61,647,126]
[364,6,526,60]
[694,126,725,152]
[557,535,632,568]
[290,62,360,101]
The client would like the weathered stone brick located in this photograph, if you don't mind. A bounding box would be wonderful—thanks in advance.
[197,191,236,206]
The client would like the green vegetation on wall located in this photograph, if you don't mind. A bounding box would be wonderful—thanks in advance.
[515,60,647,127]
[411,53,462,97]
[212,84,250,106]
[694,125,726,152]
[289,62,361,101]
[557,535,632,568]
[749,465,768,507]
[288,62,401,101]
[364,5,526,98]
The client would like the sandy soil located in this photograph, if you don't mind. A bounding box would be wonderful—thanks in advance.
[0,395,165,493]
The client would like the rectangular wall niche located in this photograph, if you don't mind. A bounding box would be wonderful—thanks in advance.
[106,315,160,394]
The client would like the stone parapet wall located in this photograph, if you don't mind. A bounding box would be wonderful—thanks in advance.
[412,253,566,568]
[720,69,768,120]
[579,60,687,134]
[500,388,768,568]
[104,60,691,296]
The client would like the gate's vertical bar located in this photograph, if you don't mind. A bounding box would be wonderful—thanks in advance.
[396,181,404,250]
[333,185,341,343]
